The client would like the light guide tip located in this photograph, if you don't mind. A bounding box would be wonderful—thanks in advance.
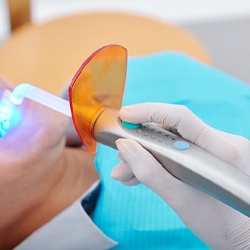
[9,85,26,105]
[0,89,22,138]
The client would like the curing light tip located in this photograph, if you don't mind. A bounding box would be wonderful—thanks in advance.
[0,89,21,138]
[10,83,71,117]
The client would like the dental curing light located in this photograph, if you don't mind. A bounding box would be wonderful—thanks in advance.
[70,45,250,217]
[9,45,250,217]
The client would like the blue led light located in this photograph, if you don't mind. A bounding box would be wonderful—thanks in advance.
[0,90,21,138]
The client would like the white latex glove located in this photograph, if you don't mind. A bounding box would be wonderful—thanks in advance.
[111,103,250,249]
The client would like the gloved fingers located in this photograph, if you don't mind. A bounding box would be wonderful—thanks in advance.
[119,103,210,145]
[119,103,243,167]
[120,176,140,186]
[117,151,126,162]
[111,161,136,182]
[119,103,198,127]
[216,128,248,144]
[115,138,188,203]
[111,150,140,185]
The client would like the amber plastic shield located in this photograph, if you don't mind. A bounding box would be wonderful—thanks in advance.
[69,45,127,153]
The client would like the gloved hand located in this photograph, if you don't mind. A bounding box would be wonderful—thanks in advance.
[111,103,250,249]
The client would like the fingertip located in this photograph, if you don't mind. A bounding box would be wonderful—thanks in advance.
[111,159,136,181]
[118,106,133,122]
[110,161,126,180]
[121,176,140,186]
[115,138,133,158]
[119,104,147,124]
[110,167,119,180]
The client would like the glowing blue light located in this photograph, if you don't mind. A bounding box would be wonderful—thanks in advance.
[10,83,28,105]
[0,90,22,138]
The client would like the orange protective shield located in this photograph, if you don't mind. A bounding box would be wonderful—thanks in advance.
[69,45,127,153]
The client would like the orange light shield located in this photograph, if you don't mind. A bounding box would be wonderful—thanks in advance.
[69,45,127,153]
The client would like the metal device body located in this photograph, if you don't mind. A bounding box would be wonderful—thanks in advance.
[93,108,250,217]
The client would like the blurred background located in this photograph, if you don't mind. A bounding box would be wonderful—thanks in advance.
[0,0,250,84]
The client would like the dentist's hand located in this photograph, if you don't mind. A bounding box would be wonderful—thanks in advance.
[111,103,250,249]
